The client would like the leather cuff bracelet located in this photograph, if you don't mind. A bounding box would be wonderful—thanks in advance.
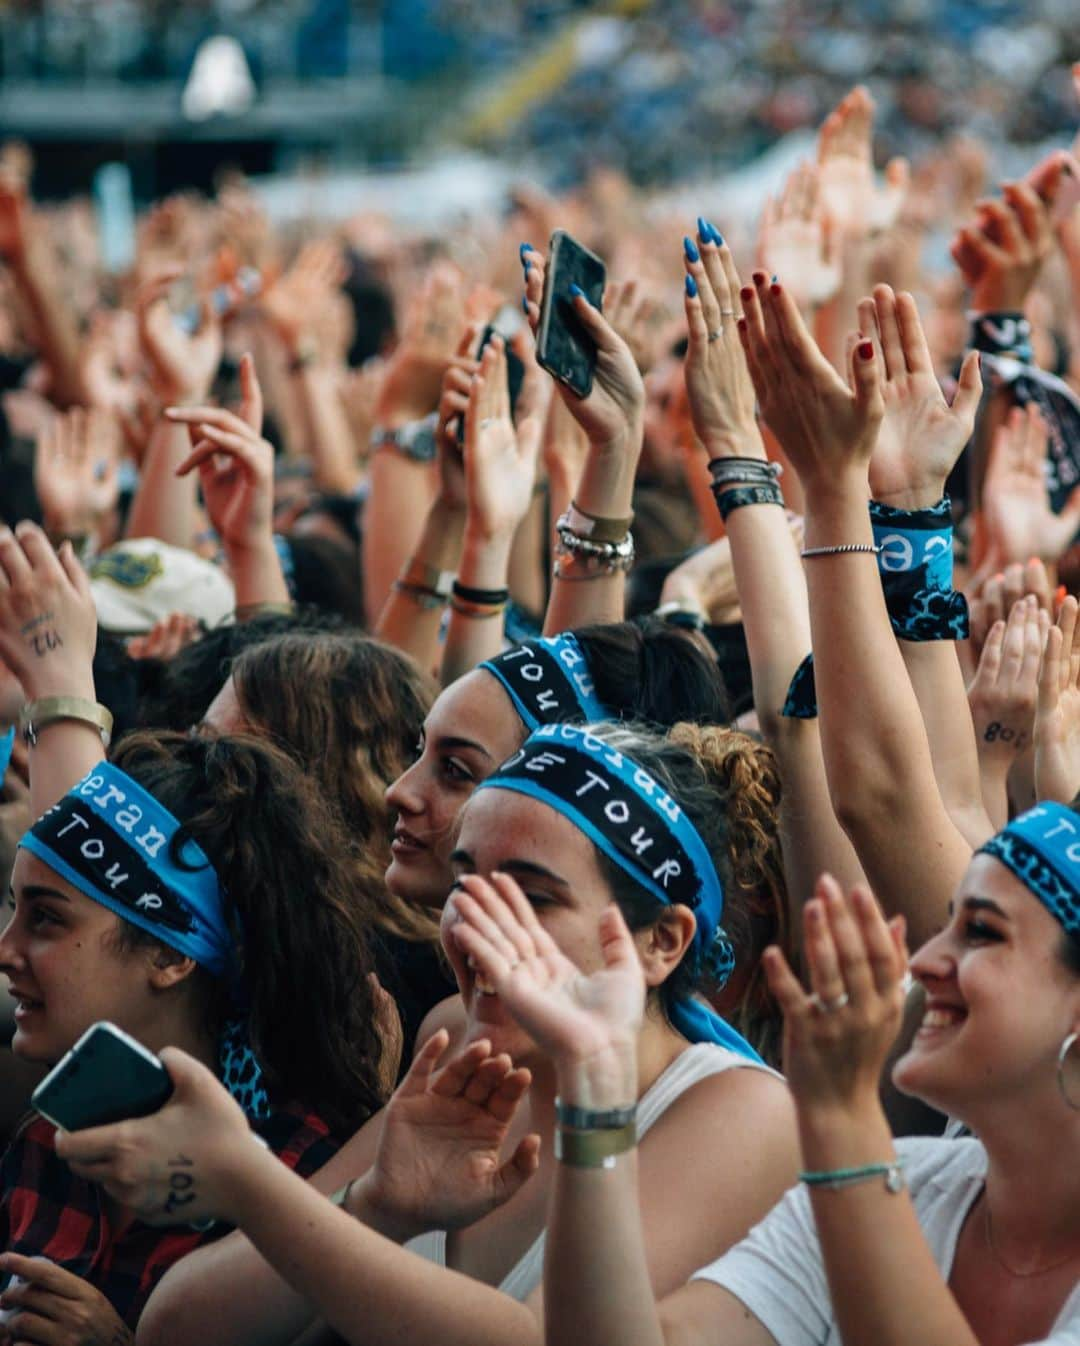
[554,1121,637,1169]
[19,696,114,749]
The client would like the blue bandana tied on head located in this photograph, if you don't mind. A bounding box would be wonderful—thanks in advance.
[480,634,613,730]
[978,802,1080,937]
[21,762,234,975]
[475,723,762,1062]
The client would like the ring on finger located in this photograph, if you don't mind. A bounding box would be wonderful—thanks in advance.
[707,330,723,343]
[808,991,850,1013]
[720,308,738,318]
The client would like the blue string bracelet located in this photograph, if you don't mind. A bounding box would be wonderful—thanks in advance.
[799,1160,905,1193]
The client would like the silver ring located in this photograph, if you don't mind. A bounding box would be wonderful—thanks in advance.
[809,991,850,1013]
[707,330,723,343]
[720,308,738,318]
[479,417,495,428]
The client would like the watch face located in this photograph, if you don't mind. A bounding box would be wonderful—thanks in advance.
[407,425,437,463]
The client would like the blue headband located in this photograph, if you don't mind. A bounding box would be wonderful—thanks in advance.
[20,762,234,975]
[978,803,1080,937]
[476,724,762,1063]
[480,634,613,730]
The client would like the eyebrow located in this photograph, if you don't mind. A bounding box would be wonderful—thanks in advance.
[449,851,569,887]
[434,735,495,761]
[959,896,1008,919]
[20,885,71,904]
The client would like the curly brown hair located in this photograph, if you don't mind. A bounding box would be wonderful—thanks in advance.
[109,730,386,1135]
[230,631,439,945]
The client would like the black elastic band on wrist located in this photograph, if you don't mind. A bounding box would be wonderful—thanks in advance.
[714,483,784,523]
[452,581,511,606]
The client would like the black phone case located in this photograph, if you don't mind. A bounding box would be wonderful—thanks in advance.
[32,1022,173,1132]
[457,325,527,445]
[536,230,606,399]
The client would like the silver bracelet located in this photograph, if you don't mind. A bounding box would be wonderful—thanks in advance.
[801,544,882,559]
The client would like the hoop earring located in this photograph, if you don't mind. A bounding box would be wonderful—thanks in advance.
[1057,1032,1080,1111]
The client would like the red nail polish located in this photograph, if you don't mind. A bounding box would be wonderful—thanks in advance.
[1057,585,1067,603]
[736,316,748,332]
[752,271,767,286]
[740,286,754,302]
[770,283,781,296]
[858,341,874,360]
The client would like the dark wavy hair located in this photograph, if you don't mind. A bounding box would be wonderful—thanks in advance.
[107,730,386,1134]
[231,631,439,943]
[572,617,731,728]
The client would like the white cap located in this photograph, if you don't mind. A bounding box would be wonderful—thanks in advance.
[90,538,235,635]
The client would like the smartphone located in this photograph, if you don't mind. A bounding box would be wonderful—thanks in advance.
[457,319,527,445]
[175,266,263,335]
[536,230,606,398]
[32,1021,173,1132]
[92,163,136,277]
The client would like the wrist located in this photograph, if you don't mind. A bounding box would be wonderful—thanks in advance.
[700,428,766,461]
[216,1132,279,1224]
[554,1039,637,1111]
[796,1092,892,1167]
[802,467,871,509]
[345,1170,426,1244]
[871,483,947,512]
[459,530,513,580]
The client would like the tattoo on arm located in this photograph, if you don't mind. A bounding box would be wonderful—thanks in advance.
[983,721,1029,751]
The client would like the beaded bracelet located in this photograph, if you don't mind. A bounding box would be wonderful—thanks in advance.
[555,528,635,563]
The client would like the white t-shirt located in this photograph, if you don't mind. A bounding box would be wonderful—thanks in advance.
[407,1042,780,1301]
[694,1136,1080,1346]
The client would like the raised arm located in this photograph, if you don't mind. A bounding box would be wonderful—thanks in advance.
[165,354,289,611]
[680,221,864,922]
[859,285,990,847]
[739,274,970,948]
[440,333,545,684]
[519,248,645,635]
[124,268,223,549]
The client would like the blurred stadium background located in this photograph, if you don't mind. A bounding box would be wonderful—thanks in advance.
[1,0,1077,208]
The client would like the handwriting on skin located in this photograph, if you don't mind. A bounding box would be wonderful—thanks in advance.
[162,1153,197,1216]
[983,720,1029,752]
[20,611,63,658]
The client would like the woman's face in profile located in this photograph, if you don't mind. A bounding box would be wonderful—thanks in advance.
[383,670,526,909]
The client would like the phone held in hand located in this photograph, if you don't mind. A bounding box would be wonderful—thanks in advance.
[458,315,527,445]
[32,1021,173,1132]
[536,230,606,399]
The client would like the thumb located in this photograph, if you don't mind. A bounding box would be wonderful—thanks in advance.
[951,349,983,427]
[495,1133,541,1206]
[159,1045,216,1098]
[394,1028,449,1100]
[598,903,639,972]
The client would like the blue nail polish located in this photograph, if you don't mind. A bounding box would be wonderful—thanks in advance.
[683,236,700,263]
[696,216,709,242]
[771,274,778,284]
[519,242,533,264]
[685,274,698,298]
[522,296,529,313]
[706,221,724,246]
[569,283,585,300]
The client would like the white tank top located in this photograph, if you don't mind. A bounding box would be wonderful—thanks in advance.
[405,1041,781,1301]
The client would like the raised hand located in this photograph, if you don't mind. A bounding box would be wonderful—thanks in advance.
[757,163,841,311]
[433,323,482,510]
[463,334,546,542]
[1035,596,1080,804]
[136,266,223,405]
[681,221,760,459]
[377,262,467,423]
[737,271,883,485]
[261,238,346,358]
[605,279,666,375]
[0,523,96,702]
[359,1029,539,1239]
[950,154,1069,312]
[450,873,644,1105]
[968,594,1046,762]
[521,247,645,459]
[34,406,122,540]
[816,86,909,240]
[126,611,203,662]
[166,353,272,554]
[861,284,982,508]
[56,1048,255,1227]
[982,404,1080,566]
[966,558,1054,664]
[764,874,907,1111]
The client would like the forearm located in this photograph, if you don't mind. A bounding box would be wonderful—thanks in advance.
[12,247,86,409]
[976,751,1010,832]
[125,421,199,549]
[362,452,438,627]
[228,1151,538,1346]
[226,538,291,611]
[293,366,362,496]
[374,498,465,672]
[545,1153,665,1346]
[507,490,548,618]
[800,1105,977,1346]
[441,530,512,686]
[543,431,638,636]
[900,641,994,847]
[803,476,967,943]
[684,449,724,543]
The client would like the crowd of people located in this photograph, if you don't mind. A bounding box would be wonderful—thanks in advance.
[0,54,1078,1346]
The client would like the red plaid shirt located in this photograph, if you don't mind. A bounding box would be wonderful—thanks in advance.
[0,1102,340,1327]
